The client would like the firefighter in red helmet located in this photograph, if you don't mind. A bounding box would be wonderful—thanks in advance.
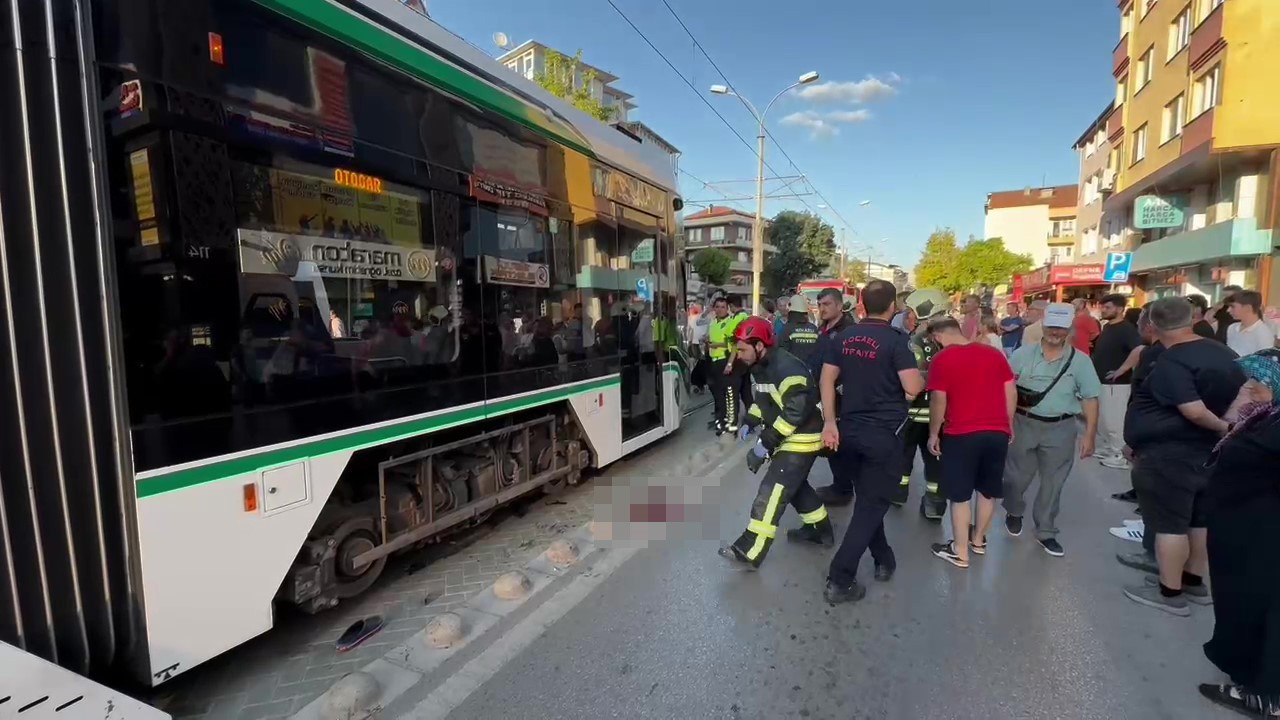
[719,316,834,569]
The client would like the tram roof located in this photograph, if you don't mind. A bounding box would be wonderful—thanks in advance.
[259,0,679,197]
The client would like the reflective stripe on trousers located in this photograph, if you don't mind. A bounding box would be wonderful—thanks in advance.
[731,451,824,566]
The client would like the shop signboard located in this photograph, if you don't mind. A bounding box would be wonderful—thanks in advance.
[238,229,436,282]
[484,255,550,288]
[470,175,549,216]
[630,238,655,264]
[1050,263,1105,284]
[1133,194,1188,229]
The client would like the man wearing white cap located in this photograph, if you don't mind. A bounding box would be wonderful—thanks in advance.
[1001,302,1101,557]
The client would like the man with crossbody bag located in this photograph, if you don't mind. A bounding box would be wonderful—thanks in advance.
[1001,303,1101,557]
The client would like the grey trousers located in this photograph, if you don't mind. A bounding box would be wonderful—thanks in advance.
[1002,413,1078,540]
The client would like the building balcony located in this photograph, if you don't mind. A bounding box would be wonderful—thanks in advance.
[1113,34,1130,77]
[1190,1,1225,69]
[684,238,777,254]
[1130,217,1273,273]
[1182,107,1214,154]
[1047,233,1078,248]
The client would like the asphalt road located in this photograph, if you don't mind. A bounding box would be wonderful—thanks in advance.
[431,437,1229,720]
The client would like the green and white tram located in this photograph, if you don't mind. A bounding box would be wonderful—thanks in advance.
[0,0,688,686]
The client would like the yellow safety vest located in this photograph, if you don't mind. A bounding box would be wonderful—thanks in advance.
[707,315,742,360]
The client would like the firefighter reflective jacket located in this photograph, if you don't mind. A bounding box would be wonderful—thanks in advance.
[778,317,821,364]
[743,348,825,454]
[907,327,942,424]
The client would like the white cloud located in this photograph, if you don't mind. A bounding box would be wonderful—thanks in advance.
[796,75,898,104]
[780,109,872,139]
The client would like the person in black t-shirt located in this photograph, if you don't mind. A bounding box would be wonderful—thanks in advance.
[1187,294,1216,339]
[1213,285,1244,344]
[819,280,924,604]
[1122,297,1246,617]
[1092,294,1142,467]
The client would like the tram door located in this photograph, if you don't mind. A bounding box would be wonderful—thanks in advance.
[618,208,663,440]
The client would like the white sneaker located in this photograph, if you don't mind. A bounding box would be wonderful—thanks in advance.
[1122,518,1142,527]
[1109,523,1144,543]
[1100,456,1132,470]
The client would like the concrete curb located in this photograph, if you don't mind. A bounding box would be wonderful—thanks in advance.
[290,427,744,720]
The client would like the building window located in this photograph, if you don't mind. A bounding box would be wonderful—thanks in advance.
[1116,75,1128,106]
[1162,94,1185,143]
[1197,0,1224,24]
[1137,47,1154,91]
[1169,6,1191,59]
[1084,228,1099,255]
[1122,7,1133,37]
[522,54,534,77]
[687,227,703,244]
[1085,138,1097,157]
[1052,219,1076,237]
[710,226,725,242]
[737,226,748,243]
[737,251,748,263]
[1131,124,1148,164]
[1141,0,1158,19]
[1193,64,1222,117]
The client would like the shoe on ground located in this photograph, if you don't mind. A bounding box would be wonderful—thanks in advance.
[969,525,987,555]
[1038,538,1065,557]
[1123,583,1191,617]
[1092,451,1112,461]
[823,580,866,604]
[814,485,853,506]
[717,545,757,571]
[1109,524,1144,543]
[1100,457,1132,470]
[1198,683,1275,717]
[931,541,969,569]
[1005,515,1023,537]
[1144,575,1212,605]
[1111,489,1139,502]
[1117,551,1160,575]
[1122,518,1142,527]
[874,564,896,582]
[785,522,835,548]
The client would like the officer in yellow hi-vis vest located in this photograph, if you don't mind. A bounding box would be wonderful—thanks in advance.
[705,296,745,435]
[719,317,833,569]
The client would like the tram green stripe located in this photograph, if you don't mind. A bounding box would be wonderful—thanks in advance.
[136,376,620,499]
[250,0,596,159]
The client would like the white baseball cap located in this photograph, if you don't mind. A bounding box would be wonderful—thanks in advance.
[1044,302,1073,329]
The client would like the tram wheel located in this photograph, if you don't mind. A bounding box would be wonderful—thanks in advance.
[330,516,387,600]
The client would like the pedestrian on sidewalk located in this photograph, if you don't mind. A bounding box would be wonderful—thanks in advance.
[1113,303,1162,573]
[922,318,1016,569]
[1198,349,1280,716]
[719,317,832,569]
[1071,298,1101,354]
[1021,300,1048,348]
[1092,294,1142,469]
[1212,285,1244,343]
[811,288,856,506]
[1227,290,1277,357]
[1001,302,1100,558]
[706,297,744,435]
[819,280,924,604]
[1122,297,1245,616]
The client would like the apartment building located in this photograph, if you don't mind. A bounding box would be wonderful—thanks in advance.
[682,206,775,301]
[498,40,636,123]
[984,185,1080,267]
[1105,0,1280,302]
[1072,103,1118,265]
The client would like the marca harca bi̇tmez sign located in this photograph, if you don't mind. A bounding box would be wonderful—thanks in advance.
[1133,194,1188,230]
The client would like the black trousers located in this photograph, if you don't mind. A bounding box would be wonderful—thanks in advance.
[829,426,902,586]
[901,420,942,491]
[710,358,732,426]
[731,451,826,566]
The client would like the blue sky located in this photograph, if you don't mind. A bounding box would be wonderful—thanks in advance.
[434,0,1120,268]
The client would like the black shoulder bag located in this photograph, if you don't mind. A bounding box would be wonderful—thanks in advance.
[1016,347,1076,410]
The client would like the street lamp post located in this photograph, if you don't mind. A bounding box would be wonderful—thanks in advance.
[710,70,820,314]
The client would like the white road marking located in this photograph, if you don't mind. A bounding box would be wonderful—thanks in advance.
[394,545,642,719]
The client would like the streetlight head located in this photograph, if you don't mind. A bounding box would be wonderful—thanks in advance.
[798,71,820,85]
[709,84,730,95]
[858,200,872,206]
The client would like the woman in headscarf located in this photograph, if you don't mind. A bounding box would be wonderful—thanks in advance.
[1199,348,1280,716]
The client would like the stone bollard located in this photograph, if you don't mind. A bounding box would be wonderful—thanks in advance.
[545,539,579,567]
[425,612,464,649]
[322,671,380,720]
[493,570,532,600]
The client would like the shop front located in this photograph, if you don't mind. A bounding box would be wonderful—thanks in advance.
[1014,263,1109,304]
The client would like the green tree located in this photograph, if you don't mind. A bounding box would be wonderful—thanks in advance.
[956,237,1033,290]
[691,247,732,287]
[840,260,869,288]
[533,49,616,123]
[764,210,835,295]
[913,228,965,293]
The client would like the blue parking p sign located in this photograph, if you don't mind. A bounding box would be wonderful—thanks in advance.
[1104,252,1133,283]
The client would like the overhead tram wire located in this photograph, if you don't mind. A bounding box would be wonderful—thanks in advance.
[658,0,859,233]
[604,0,821,218]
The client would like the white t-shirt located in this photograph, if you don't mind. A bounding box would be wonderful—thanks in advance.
[1227,319,1277,357]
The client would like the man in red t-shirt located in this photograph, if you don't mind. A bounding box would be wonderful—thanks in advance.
[923,317,1016,569]
[1071,299,1101,354]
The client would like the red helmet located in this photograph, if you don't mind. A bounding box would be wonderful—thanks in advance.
[734,315,776,347]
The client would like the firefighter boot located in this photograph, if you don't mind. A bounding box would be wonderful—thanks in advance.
[890,475,910,507]
[717,544,759,571]
[920,482,947,521]
[785,516,835,547]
